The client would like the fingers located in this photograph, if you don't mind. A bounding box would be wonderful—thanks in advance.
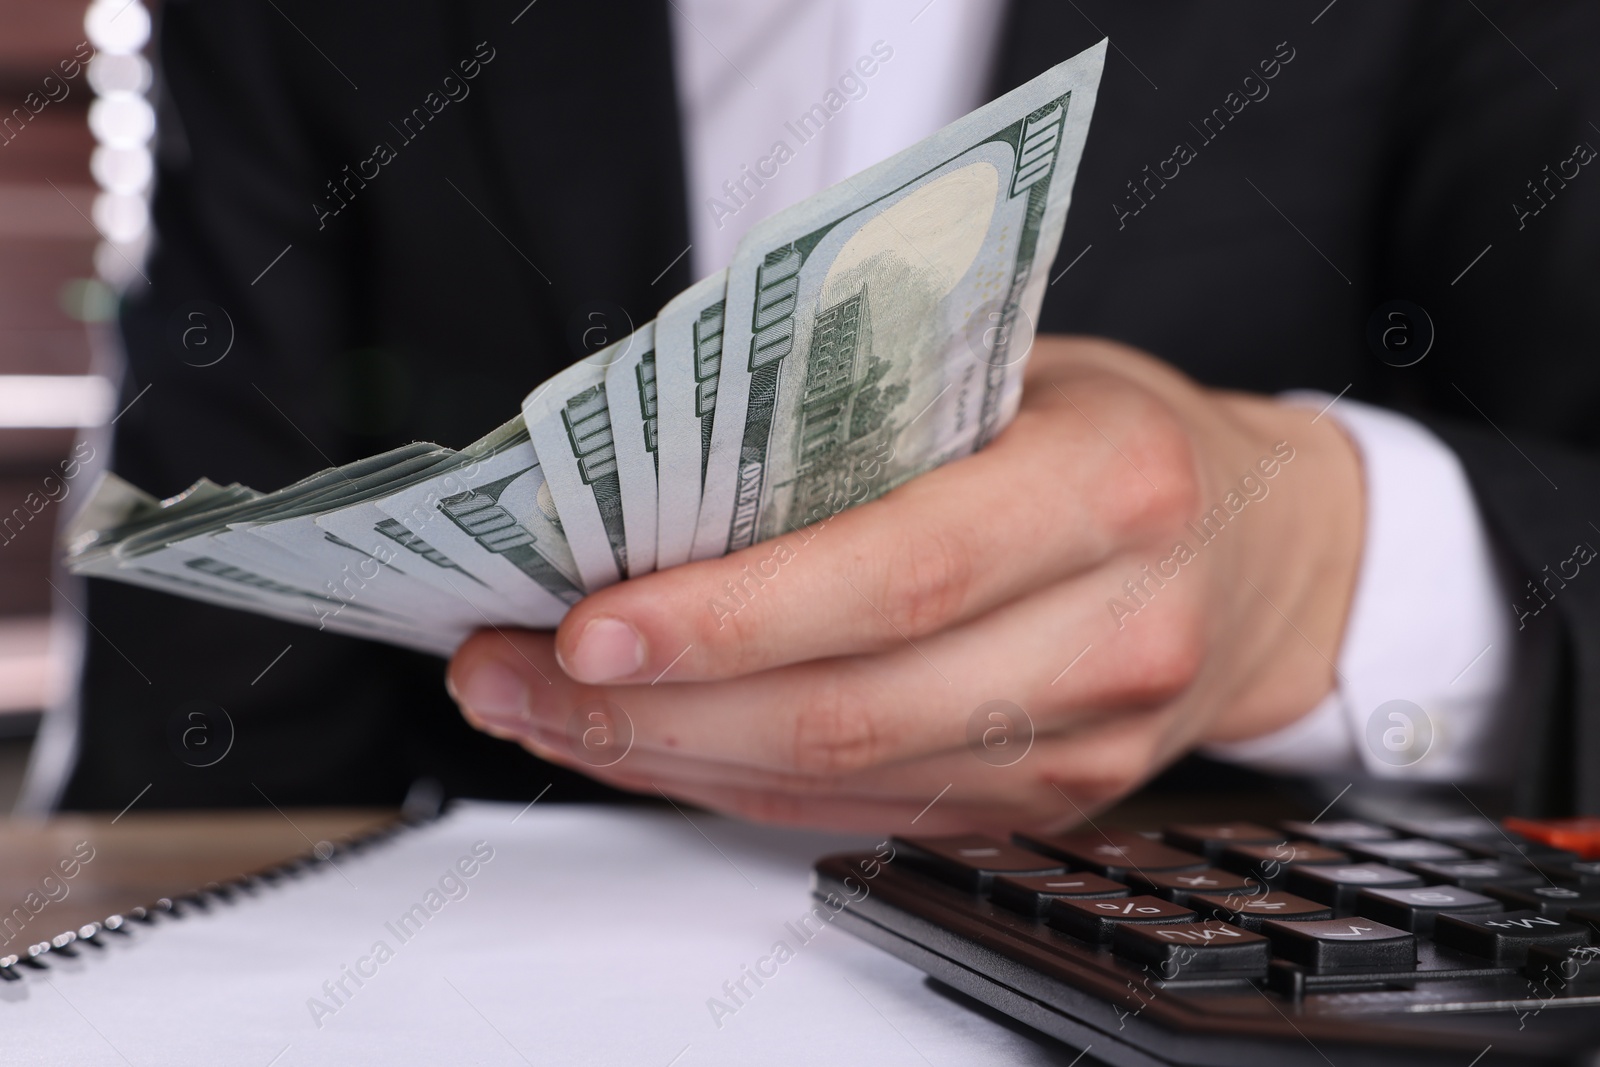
[450,563,1201,779]
[454,625,980,779]
[511,722,1161,835]
[552,365,1196,686]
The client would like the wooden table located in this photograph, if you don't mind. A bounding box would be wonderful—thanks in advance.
[0,789,1290,956]
[0,809,396,947]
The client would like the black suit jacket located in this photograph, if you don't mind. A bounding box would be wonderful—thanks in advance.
[62,1,1600,814]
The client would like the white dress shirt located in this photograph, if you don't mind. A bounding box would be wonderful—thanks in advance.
[669,0,1518,782]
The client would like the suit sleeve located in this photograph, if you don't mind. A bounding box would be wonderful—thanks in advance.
[116,0,358,491]
[69,1,405,810]
[1378,0,1600,813]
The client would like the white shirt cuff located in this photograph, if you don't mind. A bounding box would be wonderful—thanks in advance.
[1203,396,1518,783]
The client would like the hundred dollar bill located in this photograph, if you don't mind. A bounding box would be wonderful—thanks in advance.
[72,524,454,655]
[100,559,444,651]
[209,444,460,617]
[63,474,253,559]
[68,438,541,648]
[237,514,501,636]
[68,445,477,653]
[181,556,456,654]
[375,427,583,627]
[696,41,1104,556]
[603,322,659,577]
[67,441,444,579]
[70,425,580,640]
[214,523,418,618]
[311,416,546,625]
[72,442,442,566]
[313,501,525,623]
[655,271,727,567]
[521,341,641,591]
[178,536,461,654]
[117,442,452,575]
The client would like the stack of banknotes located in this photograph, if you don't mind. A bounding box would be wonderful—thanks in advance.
[64,44,1105,657]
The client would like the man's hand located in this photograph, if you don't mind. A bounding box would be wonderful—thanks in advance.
[446,336,1364,833]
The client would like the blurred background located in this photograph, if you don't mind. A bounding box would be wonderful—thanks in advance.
[0,0,155,808]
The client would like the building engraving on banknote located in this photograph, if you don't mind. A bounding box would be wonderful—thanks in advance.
[721,90,1077,555]
[780,284,905,530]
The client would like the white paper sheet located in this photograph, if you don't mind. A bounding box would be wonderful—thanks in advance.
[4,803,1073,1065]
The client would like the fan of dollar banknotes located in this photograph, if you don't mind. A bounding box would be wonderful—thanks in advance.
[64,44,1106,658]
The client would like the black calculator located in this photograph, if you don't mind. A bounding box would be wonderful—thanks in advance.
[814,815,1600,1066]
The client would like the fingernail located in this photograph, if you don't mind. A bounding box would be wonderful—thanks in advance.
[456,659,530,725]
[562,616,645,684]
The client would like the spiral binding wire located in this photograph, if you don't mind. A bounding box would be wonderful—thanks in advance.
[0,811,437,983]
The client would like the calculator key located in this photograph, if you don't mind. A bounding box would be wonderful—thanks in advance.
[1345,838,1469,865]
[1452,835,1577,865]
[1047,895,1196,943]
[1354,885,1501,935]
[1219,842,1349,884]
[1484,884,1600,919]
[990,873,1129,916]
[1567,905,1600,938]
[1384,815,1500,840]
[1014,830,1206,880]
[1534,859,1600,890]
[1407,858,1544,891]
[1503,816,1600,860]
[1260,917,1416,974]
[1196,889,1331,927]
[1284,864,1423,911]
[1433,910,1592,965]
[1161,822,1282,860]
[1279,819,1394,846]
[1127,867,1262,906]
[1192,890,1331,931]
[1112,921,1271,978]
[1524,944,1600,991]
[892,835,1064,891]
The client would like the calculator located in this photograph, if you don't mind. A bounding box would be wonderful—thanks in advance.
[814,815,1600,1066]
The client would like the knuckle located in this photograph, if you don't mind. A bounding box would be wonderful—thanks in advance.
[687,574,771,676]
[1102,401,1200,538]
[790,677,881,776]
[1101,605,1205,707]
[877,526,975,637]
[1129,611,1206,705]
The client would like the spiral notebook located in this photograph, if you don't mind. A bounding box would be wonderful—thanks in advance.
[4,802,1067,1065]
